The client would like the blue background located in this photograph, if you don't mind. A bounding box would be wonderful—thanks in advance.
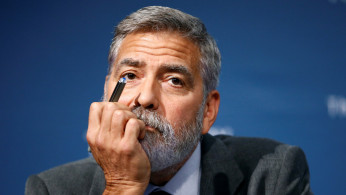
[1,0,345,194]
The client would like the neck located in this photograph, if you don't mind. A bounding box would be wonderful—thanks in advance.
[149,144,198,186]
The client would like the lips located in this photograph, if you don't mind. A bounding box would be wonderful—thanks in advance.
[145,125,157,132]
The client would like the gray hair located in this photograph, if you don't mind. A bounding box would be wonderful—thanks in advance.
[107,6,221,95]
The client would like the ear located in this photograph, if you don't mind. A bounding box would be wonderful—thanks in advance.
[201,90,220,135]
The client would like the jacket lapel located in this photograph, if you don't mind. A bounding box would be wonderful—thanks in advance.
[200,134,244,195]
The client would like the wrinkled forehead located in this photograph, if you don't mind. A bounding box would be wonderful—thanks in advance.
[113,31,202,75]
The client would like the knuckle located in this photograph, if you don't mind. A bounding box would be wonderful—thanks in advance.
[120,144,135,156]
[89,102,100,112]
[95,137,105,150]
[86,132,93,143]
[113,110,124,117]
[127,118,139,128]
[112,110,125,121]
[104,103,116,111]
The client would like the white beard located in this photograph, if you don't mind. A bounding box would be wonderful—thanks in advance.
[132,106,204,172]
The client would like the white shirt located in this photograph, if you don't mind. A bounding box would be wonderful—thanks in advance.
[144,143,201,195]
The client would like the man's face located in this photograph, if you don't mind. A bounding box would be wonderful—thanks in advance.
[106,31,204,134]
[105,31,205,171]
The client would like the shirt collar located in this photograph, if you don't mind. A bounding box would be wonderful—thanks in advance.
[145,142,201,195]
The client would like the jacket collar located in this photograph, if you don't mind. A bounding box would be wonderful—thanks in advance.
[200,134,244,195]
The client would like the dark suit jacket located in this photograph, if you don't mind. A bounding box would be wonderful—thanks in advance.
[25,134,312,195]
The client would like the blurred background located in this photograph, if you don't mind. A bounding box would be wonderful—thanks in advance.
[1,0,345,194]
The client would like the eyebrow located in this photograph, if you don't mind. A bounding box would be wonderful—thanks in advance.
[158,64,195,87]
[114,58,195,87]
[113,58,145,76]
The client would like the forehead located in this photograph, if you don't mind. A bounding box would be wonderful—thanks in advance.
[114,31,201,73]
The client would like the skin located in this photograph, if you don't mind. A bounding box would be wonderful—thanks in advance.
[86,31,220,195]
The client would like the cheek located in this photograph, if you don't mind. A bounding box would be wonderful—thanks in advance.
[163,86,204,126]
[165,98,201,127]
[117,90,136,107]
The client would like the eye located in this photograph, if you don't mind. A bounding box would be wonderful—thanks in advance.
[123,73,136,80]
[168,77,184,87]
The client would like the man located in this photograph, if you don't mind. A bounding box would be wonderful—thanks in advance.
[25,6,312,195]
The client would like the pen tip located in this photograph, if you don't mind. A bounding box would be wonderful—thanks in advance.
[120,77,126,83]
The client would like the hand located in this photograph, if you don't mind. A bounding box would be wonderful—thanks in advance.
[86,102,150,195]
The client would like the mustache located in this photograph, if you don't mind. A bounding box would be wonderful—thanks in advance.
[131,106,172,134]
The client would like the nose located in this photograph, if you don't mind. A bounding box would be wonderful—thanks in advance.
[134,78,159,110]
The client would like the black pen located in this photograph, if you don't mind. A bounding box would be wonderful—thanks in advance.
[109,77,127,102]
[88,77,127,153]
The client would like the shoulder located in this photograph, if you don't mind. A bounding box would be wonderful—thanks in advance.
[213,135,283,154]
[205,134,312,194]
[211,134,308,171]
[25,157,102,195]
[206,134,283,165]
[214,134,307,161]
[38,156,98,179]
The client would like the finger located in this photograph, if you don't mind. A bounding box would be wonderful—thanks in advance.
[99,102,132,133]
[123,118,146,144]
[88,102,103,130]
[108,101,132,111]
[138,120,146,139]
[87,102,104,145]
[95,102,128,150]
[110,110,138,139]
[100,103,120,134]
